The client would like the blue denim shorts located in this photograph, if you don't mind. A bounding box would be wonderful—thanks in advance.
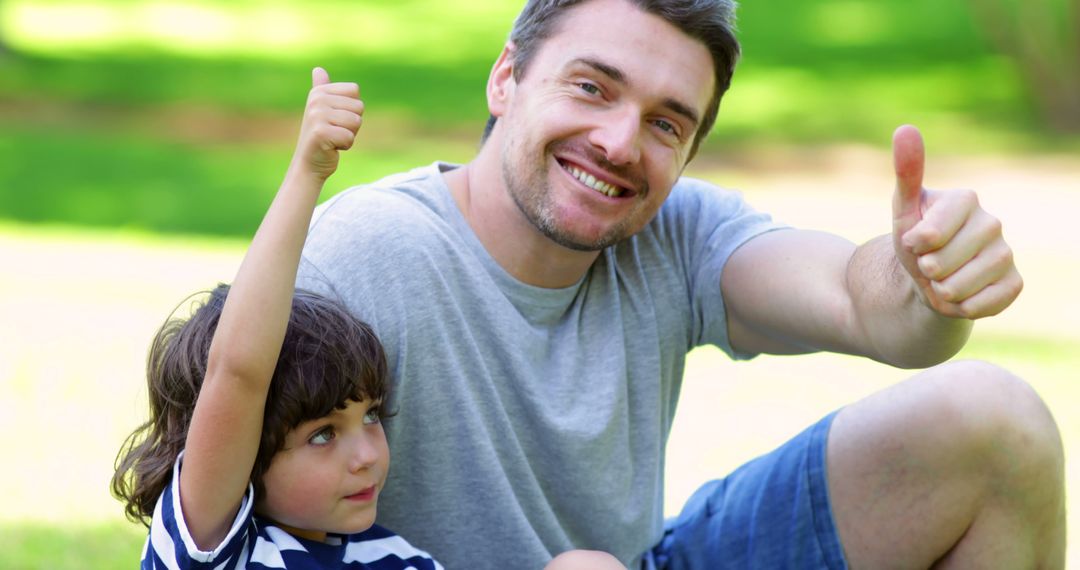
[644,411,848,569]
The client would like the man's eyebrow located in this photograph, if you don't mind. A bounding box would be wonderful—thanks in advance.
[571,57,701,129]
[660,97,701,131]
[574,56,626,84]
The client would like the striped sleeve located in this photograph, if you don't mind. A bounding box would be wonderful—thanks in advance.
[143,453,257,569]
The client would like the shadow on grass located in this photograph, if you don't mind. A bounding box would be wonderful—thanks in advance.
[0,51,492,237]
[0,52,493,126]
[0,124,291,237]
[0,119,476,237]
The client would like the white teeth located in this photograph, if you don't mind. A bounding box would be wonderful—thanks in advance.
[566,164,623,197]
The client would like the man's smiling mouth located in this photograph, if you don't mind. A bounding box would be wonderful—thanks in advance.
[559,160,626,198]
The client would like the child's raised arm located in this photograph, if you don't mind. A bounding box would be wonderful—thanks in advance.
[178,68,364,549]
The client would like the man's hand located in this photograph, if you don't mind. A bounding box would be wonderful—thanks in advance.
[891,125,1022,319]
[291,67,365,182]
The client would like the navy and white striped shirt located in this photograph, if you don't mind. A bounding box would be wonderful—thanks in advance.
[142,456,442,569]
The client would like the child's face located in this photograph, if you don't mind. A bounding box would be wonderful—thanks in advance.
[256,398,389,541]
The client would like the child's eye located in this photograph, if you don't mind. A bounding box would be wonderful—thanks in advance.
[309,426,335,445]
[362,407,381,425]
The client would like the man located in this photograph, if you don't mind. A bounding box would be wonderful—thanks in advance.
[298,0,1066,567]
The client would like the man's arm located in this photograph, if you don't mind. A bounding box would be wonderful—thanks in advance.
[721,126,1022,369]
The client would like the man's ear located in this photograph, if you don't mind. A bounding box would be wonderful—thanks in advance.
[487,42,517,118]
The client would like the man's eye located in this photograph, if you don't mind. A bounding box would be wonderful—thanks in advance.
[578,82,600,95]
[654,119,678,136]
[363,408,381,425]
[309,427,335,445]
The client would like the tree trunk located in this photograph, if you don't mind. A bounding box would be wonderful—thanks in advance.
[0,0,9,58]
[967,0,1080,132]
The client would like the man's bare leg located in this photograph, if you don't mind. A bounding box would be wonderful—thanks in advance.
[827,360,1066,569]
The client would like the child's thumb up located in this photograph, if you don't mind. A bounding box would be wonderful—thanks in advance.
[312,66,330,88]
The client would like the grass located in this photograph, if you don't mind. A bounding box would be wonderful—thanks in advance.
[1,0,1077,238]
[0,118,476,236]
[0,0,1073,144]
[0,522,146,570]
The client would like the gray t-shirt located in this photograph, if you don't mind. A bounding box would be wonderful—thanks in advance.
[297,162,780,569]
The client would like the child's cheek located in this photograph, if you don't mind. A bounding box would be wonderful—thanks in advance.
[260,459,337,526]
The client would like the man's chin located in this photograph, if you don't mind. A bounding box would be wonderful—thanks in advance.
[539,223,626,252]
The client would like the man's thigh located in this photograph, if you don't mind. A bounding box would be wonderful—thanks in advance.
[647,411,847,570]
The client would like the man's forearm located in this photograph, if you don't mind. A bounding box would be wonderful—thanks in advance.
[847,235,973,369]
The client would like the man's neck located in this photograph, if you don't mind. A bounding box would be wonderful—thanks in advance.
[445,147,601,289]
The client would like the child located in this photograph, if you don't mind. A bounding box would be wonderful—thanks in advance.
[112,67,440,568]
[113,67,625,570]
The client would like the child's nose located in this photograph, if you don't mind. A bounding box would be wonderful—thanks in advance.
[347,434,382,472]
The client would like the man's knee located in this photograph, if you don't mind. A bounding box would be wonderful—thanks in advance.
[919,360,1063,483]
[833,359,1063,494]
[827,360,1066,566]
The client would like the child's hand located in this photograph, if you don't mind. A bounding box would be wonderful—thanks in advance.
[291,67,365,182]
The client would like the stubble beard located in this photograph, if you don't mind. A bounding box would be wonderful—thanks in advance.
[501,137,639,252]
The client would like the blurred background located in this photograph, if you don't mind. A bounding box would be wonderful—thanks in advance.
[0,0,1077,567]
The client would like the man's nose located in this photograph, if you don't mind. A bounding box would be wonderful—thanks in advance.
[589,106,642,166]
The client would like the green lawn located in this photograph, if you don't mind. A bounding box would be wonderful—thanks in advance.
[2,0,1078,236]
[0,522,146,569]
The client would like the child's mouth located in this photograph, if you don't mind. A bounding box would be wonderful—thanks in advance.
[345,486,376,501]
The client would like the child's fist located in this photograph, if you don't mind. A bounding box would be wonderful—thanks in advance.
[292,67,365,181]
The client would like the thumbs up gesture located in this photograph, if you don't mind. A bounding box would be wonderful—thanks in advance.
[292,67,365,182]
[891,125,1022,319]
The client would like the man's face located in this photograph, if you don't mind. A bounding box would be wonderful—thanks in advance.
[494,0,715,251]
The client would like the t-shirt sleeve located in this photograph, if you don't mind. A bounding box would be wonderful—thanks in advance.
[143,452,255,568]
[672,178,786,359]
